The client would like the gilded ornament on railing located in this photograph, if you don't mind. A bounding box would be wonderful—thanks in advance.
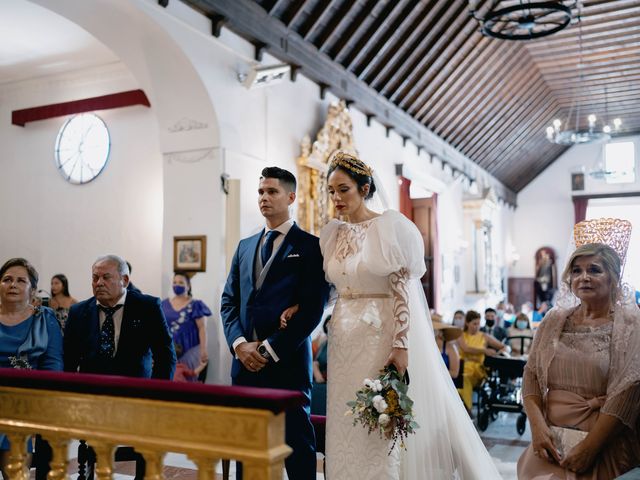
[297,100,357,234]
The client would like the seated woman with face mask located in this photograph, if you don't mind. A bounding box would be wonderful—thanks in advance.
[507,313,534,357]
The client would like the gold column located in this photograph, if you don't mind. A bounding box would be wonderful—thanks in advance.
[46,436,70,480]
[91,442,115,480]
[138,450,166,480]
[5,433,28,480]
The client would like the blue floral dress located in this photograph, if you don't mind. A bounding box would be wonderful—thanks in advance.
[161,299,211,381]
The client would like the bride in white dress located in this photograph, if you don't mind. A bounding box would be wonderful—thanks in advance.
[320,152,502,480]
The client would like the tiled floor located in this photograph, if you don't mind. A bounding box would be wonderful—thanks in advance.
[480,411,531,480]
[32,414,530,479]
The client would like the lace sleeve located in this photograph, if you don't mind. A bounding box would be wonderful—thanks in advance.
[390,268,410,349]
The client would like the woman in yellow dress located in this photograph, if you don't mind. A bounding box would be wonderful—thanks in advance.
[457,310,507,412]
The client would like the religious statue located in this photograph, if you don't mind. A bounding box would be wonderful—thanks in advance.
[534,247,557,307]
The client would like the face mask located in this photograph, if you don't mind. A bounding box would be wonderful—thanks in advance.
[516,320,528,330]
[496,309,504,318]
[503,313,514,323]
[173,285,187,296]
[485,319,495,328]
[453,318,465,328]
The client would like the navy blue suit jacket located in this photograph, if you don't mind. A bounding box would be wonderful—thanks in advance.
[221,223,329,389]
[64,290,176,379]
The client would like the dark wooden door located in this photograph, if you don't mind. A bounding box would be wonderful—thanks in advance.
[508,277,535,311]
[411,198,436,308]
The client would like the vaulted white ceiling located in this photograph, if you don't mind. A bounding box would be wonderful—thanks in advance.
[0,0,119,85]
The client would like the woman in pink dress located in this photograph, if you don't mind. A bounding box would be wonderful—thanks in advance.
[518,240,640,479]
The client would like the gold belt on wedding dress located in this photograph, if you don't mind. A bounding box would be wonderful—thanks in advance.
[338,292,392,299]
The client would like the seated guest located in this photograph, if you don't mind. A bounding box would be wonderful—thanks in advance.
[507,313,533,357]
[64,255,176,480]
[522,301,543,329]
[518,242,640,479]
[457,310,507,413]
[0,258,63,476]
[452,309,466,329]
[481,307,507,342]
[432,314,461,379]
[49,273,77,331]
[64,254,176,379]
[161,272,211,382]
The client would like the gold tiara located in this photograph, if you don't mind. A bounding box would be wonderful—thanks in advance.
[574,218,632,267]
[329,151,373,177]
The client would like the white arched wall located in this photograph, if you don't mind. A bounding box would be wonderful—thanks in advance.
[26,0,228,383]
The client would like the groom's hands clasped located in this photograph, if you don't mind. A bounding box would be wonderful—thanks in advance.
[235,341,268,372]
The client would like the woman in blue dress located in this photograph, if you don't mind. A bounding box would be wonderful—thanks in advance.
[0,258,63,475]
[161,272,211,382]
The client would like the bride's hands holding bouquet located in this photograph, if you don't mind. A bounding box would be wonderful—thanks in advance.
[385,347,408,376]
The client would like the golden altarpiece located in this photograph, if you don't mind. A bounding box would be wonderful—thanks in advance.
[296,100,357,235]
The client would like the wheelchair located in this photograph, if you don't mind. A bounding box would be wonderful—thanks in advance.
[476,335,532,435]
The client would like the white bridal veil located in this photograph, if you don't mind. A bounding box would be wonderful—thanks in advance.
[368,170,502,479]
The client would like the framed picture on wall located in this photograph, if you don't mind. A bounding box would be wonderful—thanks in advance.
[173,235,207,272]
[571,172,585,191]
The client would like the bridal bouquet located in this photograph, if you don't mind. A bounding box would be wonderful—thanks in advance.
[346,365,419,453]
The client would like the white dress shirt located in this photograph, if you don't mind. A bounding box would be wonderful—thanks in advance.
[232,218,295,362]
[97,289,127,354]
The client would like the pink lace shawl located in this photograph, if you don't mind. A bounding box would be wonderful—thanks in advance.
[523,304,640,430]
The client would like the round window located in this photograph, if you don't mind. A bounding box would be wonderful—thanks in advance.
[54,113,111,184]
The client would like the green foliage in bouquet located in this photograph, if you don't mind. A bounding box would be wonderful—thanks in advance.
[346,365,419,454]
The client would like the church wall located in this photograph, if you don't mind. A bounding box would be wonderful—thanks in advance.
[511,134,640,279]
[0,63,164,300]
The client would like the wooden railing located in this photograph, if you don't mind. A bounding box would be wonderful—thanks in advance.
[0,368,304,480]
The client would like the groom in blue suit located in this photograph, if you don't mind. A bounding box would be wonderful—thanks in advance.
[221,167,329,479]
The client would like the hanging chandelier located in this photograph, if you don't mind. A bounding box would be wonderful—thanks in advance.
[469,1,574,40]
[545,9,622,146]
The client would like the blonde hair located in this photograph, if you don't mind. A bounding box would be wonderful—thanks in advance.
[562,243,621,304]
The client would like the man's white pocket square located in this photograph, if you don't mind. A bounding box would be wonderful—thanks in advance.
[287,253,300,258]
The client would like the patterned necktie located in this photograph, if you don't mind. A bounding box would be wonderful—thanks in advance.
[260,230,281,266]
[98,304,123,358]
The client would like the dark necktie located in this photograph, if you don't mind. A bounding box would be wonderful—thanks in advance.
[98,304,123,358]
[261,230,281,266]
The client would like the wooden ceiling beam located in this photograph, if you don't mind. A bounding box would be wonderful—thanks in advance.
[326,0,377,60]
[532,40,640,64]
[350,0,422,77]
[372,0,452,93]
[448,63,546,149]
[459,78,551,158]
[339,1,404,69]
[384,0,467,100]
[390,1,470,105]
[542,63,640,83]
[311,0,353,50]
[179,0,518,203]
[281,0,307,27]
[297,0,334,40]
[469,90,557,164]
[404,28,485,116]
[361,0,440,86]
[534,48,640,71]
[400,19,479,113]
[537,55,640,76]
[481,102,564,172]
[417,40,510,124]
[431,46,532,138]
